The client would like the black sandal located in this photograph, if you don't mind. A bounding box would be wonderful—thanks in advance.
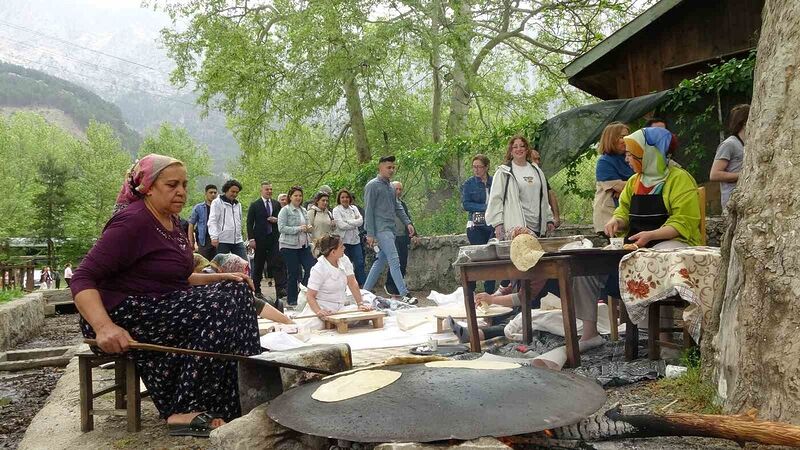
[167,412,224,437]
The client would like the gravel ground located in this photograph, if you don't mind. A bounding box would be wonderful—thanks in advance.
[0,314,82,450]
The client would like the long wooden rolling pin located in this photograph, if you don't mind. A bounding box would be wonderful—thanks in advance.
[84,339,334,375]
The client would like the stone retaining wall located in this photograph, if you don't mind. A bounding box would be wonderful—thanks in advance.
[398,219,725,293]
[0,292,45,351]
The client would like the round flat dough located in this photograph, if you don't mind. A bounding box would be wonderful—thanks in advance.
[424,360,520,370]
[312,369,402,402]
[510,233,545,271]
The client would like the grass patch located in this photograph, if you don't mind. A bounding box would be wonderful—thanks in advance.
[112,438,137,449]
[0,288,24,303]
[647,348,722,414]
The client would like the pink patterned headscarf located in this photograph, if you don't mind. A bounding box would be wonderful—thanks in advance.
[114,154,183,214]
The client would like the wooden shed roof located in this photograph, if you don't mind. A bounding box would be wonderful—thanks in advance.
[563,0,685,80]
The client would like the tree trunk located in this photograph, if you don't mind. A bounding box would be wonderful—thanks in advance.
[342,72,371,163]
[430,0,473,205]
[704,0,800,423]
[430,0,443,144]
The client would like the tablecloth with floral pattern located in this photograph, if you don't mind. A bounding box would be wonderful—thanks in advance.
[619,246,720,342]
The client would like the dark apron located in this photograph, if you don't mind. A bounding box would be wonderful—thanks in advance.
[626,193,669,248]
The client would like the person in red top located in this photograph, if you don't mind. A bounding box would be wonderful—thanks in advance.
[70,154,260,437]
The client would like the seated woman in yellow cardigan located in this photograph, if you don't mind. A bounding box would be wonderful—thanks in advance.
[536,127,702,368]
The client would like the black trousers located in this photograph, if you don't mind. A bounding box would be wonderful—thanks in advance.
[385,234,410,296]
[252,235,287,295]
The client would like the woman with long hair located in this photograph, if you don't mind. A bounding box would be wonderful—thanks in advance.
[592,122,634,234]
[277,186,316,306]
[485,135,555,239]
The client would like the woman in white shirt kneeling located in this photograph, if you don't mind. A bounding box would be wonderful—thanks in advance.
[298,234,373,330]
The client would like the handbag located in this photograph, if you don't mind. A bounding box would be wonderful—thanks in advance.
[471,211,486,226]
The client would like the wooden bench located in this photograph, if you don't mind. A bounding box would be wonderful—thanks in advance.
[78,352,148,432]
[323,311,386,333]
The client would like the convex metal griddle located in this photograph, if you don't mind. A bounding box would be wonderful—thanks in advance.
[267,362,606,443]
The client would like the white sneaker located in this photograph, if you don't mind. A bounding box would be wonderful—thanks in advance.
[400,295,418,305]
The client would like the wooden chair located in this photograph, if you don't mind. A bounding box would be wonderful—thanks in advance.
[78,352,148,432]
[607,187,706,359]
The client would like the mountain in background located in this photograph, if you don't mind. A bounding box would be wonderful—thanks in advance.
[0,0,240,173]
[0,61,142,152]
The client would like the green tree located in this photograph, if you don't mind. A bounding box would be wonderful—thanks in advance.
[33,153,74,267]
[0,113,76,239]
[63,122,132,258]
[138,123,212,216]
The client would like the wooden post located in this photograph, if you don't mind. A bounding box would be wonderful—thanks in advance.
[78,356,93,432]
[520,279,532,345]
[558,262,580,368]
[460,268,481,353]
[114,359,126,409]
[125,358,141,432]
[621,300,638,360]
[648,303,661,360]
[25,265,34,292]
[608,296,620,341]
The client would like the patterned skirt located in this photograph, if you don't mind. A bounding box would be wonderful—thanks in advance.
[80,280,261,421]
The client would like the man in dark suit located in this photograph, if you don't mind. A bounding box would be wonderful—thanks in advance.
[247,181,287,299]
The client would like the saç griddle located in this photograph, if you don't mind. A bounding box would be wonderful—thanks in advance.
[267,362,606,443]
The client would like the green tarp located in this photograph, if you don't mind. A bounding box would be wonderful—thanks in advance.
[536,90,671,177]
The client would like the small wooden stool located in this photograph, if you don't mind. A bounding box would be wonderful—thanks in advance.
[323,311,385,333]
[78,352,146,432]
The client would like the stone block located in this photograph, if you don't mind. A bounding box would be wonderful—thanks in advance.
[210,403,329,450]
[374,437,510,449]
[0,292,45,351]
[238,344,352,415]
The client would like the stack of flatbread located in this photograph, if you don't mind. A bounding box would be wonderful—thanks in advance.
[510,234,545,271]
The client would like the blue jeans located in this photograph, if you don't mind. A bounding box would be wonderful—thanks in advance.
[216,242,247,260]
[344,243,366,287]
[280,246,316,305]
[364,230,408,297]
[466,225,496,294]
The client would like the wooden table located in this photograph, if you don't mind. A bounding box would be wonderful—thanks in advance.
[454,249,630,368]
[323,311,386,334]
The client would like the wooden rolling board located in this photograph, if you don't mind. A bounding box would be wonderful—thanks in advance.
[323,311,386,334]
[433,305,513,333]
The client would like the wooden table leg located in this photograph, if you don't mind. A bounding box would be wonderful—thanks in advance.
[558,263,580,368]
[436,317,444,333]
[521,279,532,345]
[372,316,384,329]
[460,269,481,353]
[336,322,349,334]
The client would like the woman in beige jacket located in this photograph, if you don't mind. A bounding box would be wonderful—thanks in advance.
[592,122,634,233]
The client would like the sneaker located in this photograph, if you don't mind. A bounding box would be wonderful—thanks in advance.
[400,294,418,305]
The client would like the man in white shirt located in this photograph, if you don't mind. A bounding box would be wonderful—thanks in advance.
[208,179,247,259]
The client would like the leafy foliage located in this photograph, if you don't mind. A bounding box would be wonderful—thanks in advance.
[138,123,213,216]
[0,112,210,264]
[33,153,74,265]
[659,52,756,177]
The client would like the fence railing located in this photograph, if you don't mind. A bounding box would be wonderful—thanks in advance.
[0,264,35,292]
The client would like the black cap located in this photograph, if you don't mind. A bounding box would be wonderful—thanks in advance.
[378,155,396,163]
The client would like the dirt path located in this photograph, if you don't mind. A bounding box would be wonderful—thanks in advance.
[0,314,82,449]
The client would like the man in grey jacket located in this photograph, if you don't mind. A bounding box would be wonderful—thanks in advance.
[363,156,418,304]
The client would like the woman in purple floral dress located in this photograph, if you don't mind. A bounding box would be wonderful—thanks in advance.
[70,154,261,437]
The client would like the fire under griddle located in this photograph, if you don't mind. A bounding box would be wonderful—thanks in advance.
[267,362,606,443]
